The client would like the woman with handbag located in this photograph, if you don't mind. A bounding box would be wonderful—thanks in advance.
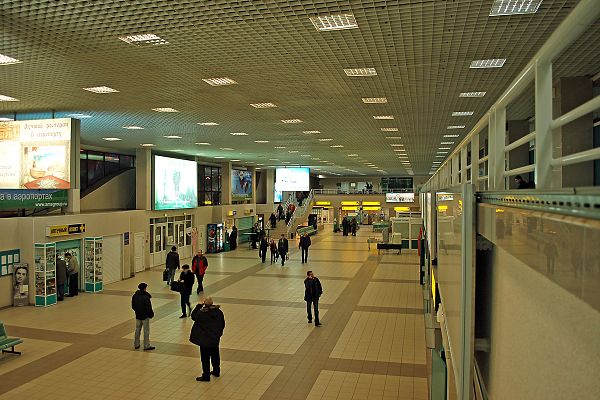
[178,265,195,318]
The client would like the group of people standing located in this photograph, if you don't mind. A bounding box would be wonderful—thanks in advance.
[55,252,80,301]
[341,217,358,236]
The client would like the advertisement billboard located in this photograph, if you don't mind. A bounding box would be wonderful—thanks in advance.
[0,189,68,210]
[0,118,72,189]
[232,169,252,200]
[154,156,198,210]
[385,192,415,203]
[275,167,310,191]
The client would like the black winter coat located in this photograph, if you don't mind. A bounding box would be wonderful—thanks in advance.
[179,270,195,294]
[278,238,289,255]
[299,236,311,249]
[131,290,154,320]
[166,251,180,270]
[56,258,67,285]
[304,277,323,301]
[189,305,226,347]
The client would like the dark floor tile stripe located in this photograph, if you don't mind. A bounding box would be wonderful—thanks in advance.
[324,358,428,378]
[354,306,423,314]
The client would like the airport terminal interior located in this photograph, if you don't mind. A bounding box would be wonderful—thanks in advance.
[0,1,600,399]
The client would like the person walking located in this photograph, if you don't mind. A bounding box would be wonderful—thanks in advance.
[299,233,311,264]
[278,234,289,266]
[229,226,238,250]
[131,282,155,351]
[165,246,180,286]
[192,250,209,294]
[269,212,277,229]
[65,252,79,297]
[56,255,67,301]
[259,236,268,263]
[304,271,323,326]
[277,203,284,220]
[178,265,195,318]
[269,239,278,264]
[189,297,226,382]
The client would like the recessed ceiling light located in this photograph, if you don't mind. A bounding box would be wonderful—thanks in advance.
[195,142,211,145]
[164,135,182,139]
[172,149,185,152]
[282,162,290,164]
[288,150,299,153]
[141,143,155,147]
[303,130,320,134]
[386,136,402,140]
[269,159,279,161]
[330,145,344,148]
[202,77,237,86]
[231,159,241,162]
[470,58,506,68]
[220,147,234,151]
[66,113,92,119]
[103,137,122,141]
[250,103,277,108]
[444,134,460,138]
[274,146,287,149]
[347,154,358,157]
[230,132,248,136]
[0,117,14,121]
[123,125,144,130]
[83,86,119,93]
[118,33,168,45]
[198,122,219,126]
[452,111,474,116]
[312,158,321,160]
[439,147,451,150]
[281,119,303,123]
[459,92,486,98]
[319,138,334,142]
[447,125,465,129]
[152,107,178,112]
[254,140,269,143]
[381,128,399,132]
[344,68,377,77]
[362,97,387,104]
[441,142,455,145]
[0,54,22,65]
[490,0,542,16]
[301,154,311,157]
[214,156,225,159]
[0,95,19,101]
[373,115,394,120]
[310,14,358,31]
[390,144,404,147]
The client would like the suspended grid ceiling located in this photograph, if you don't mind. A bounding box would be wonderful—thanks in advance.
[0,0,593,176]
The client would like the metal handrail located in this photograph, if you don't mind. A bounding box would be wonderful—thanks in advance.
[505,131,536,152]
[503,164,535,177]
[551,95,600,130]
[286,190,314,235]
[551,147,600,167]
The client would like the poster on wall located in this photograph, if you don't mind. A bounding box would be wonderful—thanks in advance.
[0,118,72,189]
[153,155,198,210]
[275,167,310,191]
[0,189,68,210]
[232,169,252,200]
[385,192,415,203]
[13,263,29,307]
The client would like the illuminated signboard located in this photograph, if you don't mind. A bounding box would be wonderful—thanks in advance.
[385,193,415,203]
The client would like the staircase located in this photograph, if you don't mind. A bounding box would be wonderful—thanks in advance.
[286,190,314,237]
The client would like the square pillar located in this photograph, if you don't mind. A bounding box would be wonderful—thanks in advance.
[135,148,152,210]
[266,169,275,204]
[221,161,232,205]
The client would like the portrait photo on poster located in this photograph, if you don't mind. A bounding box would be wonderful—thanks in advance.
[13,263,29,307]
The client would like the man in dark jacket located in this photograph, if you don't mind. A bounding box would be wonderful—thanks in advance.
[259,236,268,263]
[229,226,238,250]
[304,271,323,326]
[269,212,277,229]
[342,218,349,236]
[515,175,535,189]
[351,218,357,236]
[56,255,67,301]
[131,283,155,350]
[192,250,209,294]
[278,234,289,266]
[178,265,195,318]
[299,233,311,264]
[189,297,226,382]
[165,246,180,286]
[277,203,284,220]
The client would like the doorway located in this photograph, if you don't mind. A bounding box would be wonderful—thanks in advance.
[55,239,82,293]
[103,235,123,284]
[134,232,145,273]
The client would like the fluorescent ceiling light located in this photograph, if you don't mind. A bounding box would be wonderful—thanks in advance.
[230,132,248,136]
[231,159,241,162]
[301,155,311,157]
[444,134,460,138]
[198,122,219,126]
[447,125,465,129]
[347,154,358,157]
[312,158,320,160]
[220,147,234,151]
[435,155,445,158]
[386,136,402,140]
[281,119,302,123]
[459,92,486,98]
[123,125,144,130]
[303,130,320,134]
[214,156,225,159]
[0,117,14,121]
[274,146,286,149]
[83,86,119,93]
[439,147,451,150]
[0,95,19,101]
[164,135,182,139]
[152,107,178,112]
[319,138,334,142]
[195,142,211,145]
[254,140,269,143]
[172,150,184,152]
[330,145,344,148]
[103,137,122,141]
[381,128,399,132]
[141,143,155,147]
[490,0,543,16]
[310,14,358,31]
[118,33,168,45]
[390,144,404,147]
[202,77,237,86]
[250,103,277,108]
[288,150,299,153]
[441,142,455,145]
[0,54,22,65]
[362,97,387,104]
[452,111,474,116]
[344,68,377,77]
[470,58,506,68]
[67,113,92,119]
[373,115,394,120]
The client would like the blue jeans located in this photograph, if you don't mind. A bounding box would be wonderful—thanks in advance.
[181,291,191,316]
[167,268,177,285]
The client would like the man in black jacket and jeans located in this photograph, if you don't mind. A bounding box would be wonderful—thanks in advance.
[304,271,323,326]
[178,265,195,318]
[165,246,180,286]
[189,297,226,382]
[299,233,311,264]
[131,282,155,350]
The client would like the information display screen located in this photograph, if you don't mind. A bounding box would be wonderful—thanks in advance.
[154,156,198,210]
[386,192,415,203]
[274,189,283,203]
[0,118,72,189]
[232,169,252,200]
[275,167,310,191]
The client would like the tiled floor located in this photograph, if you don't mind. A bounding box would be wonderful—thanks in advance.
[0,226,428,399]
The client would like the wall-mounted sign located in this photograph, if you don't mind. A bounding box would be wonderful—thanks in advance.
[315,201,331,206]
[0,189,68,210]
[363,206,381,211]
[385,193,415,203]
[244,209,252,215]
[124,232,130,246]
[46,223,86,237]
[341,201,359,206]
[394,206,411,212]
[342,206,359,211]
[0,249,20,276]
[437,193,454,202]
[362,201,380,206]
[227,210,237,216]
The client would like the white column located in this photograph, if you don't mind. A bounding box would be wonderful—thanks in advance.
[67,119,81,213]
[535,60,554,189]
[135,148,152,210]
[266,169,275,204]
[221,161,232,205]
[494,107,507,190]
[471,133,480,189]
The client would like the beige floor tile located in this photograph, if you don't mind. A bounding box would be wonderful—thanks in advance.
[359,282,423,309]
[106,270,232,294]
[372,265,420,281]
[0,338,70,375]
[379,254,420,264]
[257,261,361,278]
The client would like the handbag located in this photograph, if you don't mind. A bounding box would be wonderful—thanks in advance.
[170,281,183,292]
[162,269,169,282]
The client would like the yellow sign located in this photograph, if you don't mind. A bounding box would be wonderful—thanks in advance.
[46,223,86,237]
[227,210,234,216]
[341,201,359,206]
[342,206,358,211]
[363,206,381,211]
[437,205,448,211]
[394,206,411,212]
[315,201,331,206]
[431,269,436,305]
[362,201,380,206]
